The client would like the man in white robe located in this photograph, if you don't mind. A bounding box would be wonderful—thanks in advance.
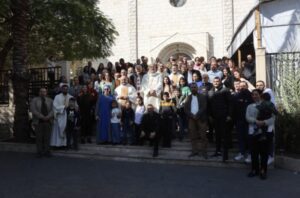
[50,84,73,147]
[141,64,163,111]
[114,76,137,108]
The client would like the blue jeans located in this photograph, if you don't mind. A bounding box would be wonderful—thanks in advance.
[235,120,249,155]
[111,123,121,144]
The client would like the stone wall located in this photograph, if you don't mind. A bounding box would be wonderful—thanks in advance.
[97,0,255,63]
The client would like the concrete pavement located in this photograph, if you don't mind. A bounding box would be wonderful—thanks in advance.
[0,151,299,198]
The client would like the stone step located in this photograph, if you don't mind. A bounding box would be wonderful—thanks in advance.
[53,151,247,168]
[0,142,248,168]
[80,144,239,153]
[76,146,239,159]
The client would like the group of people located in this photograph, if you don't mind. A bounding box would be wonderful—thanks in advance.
[31,54,276,180]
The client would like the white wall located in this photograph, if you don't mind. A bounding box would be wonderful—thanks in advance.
[99,0,130,62]
[137,0,224,61]
[98,0,255,63]
[233,0,257,31]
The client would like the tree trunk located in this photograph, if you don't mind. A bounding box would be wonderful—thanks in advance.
[11,0,30,142]
[0,38,13,69]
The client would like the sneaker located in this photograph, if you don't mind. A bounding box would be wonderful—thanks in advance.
[234,153,244,161]
[267,156,274,165]
[245,155,251,164]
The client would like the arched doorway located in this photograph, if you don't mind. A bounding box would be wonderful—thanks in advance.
[158,42,196,63]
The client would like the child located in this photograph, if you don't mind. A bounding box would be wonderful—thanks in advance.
[255,92,278,138]
[179,77,191,96]
[66,97,80,150]
[172,88,188,141]
[111,100,121,145]
[121,100,135,145]
[159,92,176,147]
[135,96,146,145]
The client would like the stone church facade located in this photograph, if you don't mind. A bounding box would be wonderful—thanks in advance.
[98,0,256,63]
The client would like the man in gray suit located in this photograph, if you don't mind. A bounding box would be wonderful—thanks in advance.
[184,82,208,159]
[30,87,54,157]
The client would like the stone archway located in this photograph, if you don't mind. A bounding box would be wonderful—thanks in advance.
[158,42,196,63]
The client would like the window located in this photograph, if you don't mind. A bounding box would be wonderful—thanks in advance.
[170,0,187,7]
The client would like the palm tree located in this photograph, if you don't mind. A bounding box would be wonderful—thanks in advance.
[11,0,30,142]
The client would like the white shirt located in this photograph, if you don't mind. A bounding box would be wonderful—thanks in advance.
[191,95,199,115]
[111,108,121,123]
[135,105,145,124]
[187,71,193,84]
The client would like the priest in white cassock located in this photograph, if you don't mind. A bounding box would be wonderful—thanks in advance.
[50,84,74,147]
[141,64,163,111]
[114,76,137,108]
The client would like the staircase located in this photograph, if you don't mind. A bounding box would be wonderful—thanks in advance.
[0,138,249,168]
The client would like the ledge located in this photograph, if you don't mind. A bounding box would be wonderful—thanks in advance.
[275,155,300,172]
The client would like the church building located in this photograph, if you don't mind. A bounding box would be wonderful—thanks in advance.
[98,0,257,63]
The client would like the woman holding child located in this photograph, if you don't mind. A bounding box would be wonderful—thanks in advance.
[246,89,276,180]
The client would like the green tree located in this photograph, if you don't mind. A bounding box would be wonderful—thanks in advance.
[1,0,117,142]
[0,0,118,67]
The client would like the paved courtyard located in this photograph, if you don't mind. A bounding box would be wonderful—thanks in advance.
[0,151,299,198]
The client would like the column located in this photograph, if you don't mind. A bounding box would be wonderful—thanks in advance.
[255,47,267,83]
[222,0,234,56]
[128,0,138,62]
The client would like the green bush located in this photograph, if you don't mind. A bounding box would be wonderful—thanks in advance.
[273,53,300,154]
[276,110,300,154]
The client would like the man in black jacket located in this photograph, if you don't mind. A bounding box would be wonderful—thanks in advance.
[140,104,161,157]
[208,77,232,161]
[233,81,253,161]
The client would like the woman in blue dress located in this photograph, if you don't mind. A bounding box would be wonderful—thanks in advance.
[95,85,114,144]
